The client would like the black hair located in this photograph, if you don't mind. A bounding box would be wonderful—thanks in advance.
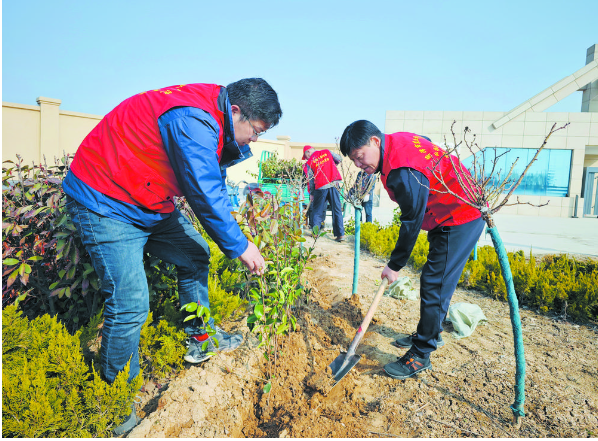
[226,78,282,129]
[339,120,383,157]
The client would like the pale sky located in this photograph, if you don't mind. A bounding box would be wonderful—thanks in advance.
[2,0,597,144]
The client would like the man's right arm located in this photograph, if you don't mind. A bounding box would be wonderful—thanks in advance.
[385,168,429,272]
[158,107,249,260]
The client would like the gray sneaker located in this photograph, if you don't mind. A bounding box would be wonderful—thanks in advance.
[184,326,243,363]
[392,332,445,349]
[113,404,139,436]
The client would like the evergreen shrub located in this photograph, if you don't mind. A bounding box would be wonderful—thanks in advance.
[139,311,187,379]
[359,224,598,321]
[2,304,142,438]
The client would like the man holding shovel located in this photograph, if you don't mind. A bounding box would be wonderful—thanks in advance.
[339,120,484,380]
[63,79,282,434]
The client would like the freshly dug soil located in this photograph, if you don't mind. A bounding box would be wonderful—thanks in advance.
[128,235,598,438]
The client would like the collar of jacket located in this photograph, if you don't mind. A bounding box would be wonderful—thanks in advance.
[376,135,385,175]
[218,87,253,169]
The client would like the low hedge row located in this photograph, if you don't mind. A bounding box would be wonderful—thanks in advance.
[2,304,142,438]
[358,222,598,322]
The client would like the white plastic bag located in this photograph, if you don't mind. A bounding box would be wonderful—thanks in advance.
[447,302,487,339]
[386,276,418,300]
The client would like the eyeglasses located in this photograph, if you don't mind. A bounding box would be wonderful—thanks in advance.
[243,112,267,138]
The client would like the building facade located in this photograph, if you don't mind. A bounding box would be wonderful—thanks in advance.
[384,44,598,218]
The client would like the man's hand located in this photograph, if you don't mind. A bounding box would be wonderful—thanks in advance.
[238,241,266,276]
[381,265,400,284]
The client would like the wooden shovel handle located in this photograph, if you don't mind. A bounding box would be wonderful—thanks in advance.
[344,278,389,359]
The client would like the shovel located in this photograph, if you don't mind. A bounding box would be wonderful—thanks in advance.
[329,277,389,385]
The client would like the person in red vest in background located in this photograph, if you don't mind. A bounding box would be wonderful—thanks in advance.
[302,145,345,241]
[339,120,484,381]
[62,79,282,435]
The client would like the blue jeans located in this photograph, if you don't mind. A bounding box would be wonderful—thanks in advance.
[65,198,211,384]
[362,190,374,223]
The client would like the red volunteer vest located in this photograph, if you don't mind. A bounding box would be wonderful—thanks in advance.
[306,150,342,190]
[70,83,225,212]
[381,133,481,231]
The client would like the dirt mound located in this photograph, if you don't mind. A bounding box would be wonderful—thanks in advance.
[129,235,598,438]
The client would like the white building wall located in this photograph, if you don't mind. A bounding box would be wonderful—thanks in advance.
[384,110,598,218]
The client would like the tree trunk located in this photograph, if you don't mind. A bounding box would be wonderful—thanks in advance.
[352,207,363,295]
[485,223,526,425]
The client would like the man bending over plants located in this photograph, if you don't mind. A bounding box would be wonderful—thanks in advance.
[302,145,345,241]
[339,120,484,380]
[62,79,282,434]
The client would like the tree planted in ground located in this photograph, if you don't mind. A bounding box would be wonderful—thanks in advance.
[336,148,377,294]
[181,187,320,395]
[414,121,569,425]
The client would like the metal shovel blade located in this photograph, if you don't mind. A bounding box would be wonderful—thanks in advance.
[329,352,362,383]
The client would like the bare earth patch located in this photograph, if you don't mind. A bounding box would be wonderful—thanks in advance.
[128,235,598,438]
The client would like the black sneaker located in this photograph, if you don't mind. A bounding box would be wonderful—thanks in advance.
[184,326,243,363]
[384,351,431,379]
[113,404,139,436]
[392,332,445,349]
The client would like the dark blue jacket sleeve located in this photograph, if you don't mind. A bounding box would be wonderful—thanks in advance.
[159,107,248,259]
[386,168,429,271]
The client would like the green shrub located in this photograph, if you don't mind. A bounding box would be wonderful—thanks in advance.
[2,304,142,438]
[139,311,187,380]
[209,274,247,324]
[460,245,505,298]
[344,217,355,235]
[257,151,303,182]
[460,247,598,321]
[358,217,598,321]
[359,222,426,263]
[407,234,429,271]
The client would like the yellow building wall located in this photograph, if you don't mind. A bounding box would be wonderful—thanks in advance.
[2,103,42,165]
[2,99,336,187]
[584,154,598,168]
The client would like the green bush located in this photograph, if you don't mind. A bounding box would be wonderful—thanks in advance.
[360,222,402,259]
[2,156,185,333]
[460,247,598,321]
[257,151,303,182]
[2,156,102,331]
[2,304,142,438]
[359,220,598,321]
[407,234,430,271]
[139,311,187,380]
[344,217,355,235]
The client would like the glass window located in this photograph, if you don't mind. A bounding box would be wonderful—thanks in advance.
[463,148,572,197]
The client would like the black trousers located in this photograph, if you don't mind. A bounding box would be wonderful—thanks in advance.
[411,217,485,358]
[311,187,344,237]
